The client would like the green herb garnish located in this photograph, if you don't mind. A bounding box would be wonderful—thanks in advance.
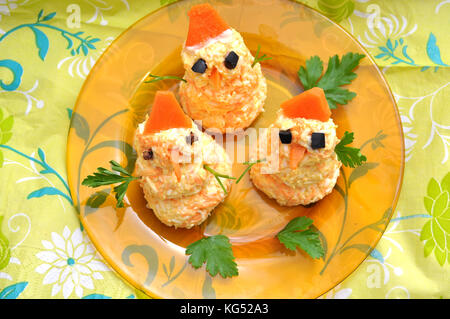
[144,73,187,83]
[335,131,367,168]
[235,159,265,184]
[186,235,238,278]
[252,45,272,68]
[298,53,365,109]
[203,164,236,195]
[82,160,140,208]
[277,216,325,259]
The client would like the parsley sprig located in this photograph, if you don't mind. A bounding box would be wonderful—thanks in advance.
[203,164,236,195]
[252,44,272,68]
[335,131,367,168]
[186,235,238,278]
[144,73,187,84]
[298,53,365,109]
[82,160,140,208]
[277,216,325,259]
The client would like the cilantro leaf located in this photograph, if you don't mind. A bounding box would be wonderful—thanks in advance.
[82,160,139,208]
[186,235,238,278]
[298,53,365,109]
[277,216,324,259]
[335,131,367,168]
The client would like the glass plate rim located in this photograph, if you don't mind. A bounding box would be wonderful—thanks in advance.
[66,0,406,299]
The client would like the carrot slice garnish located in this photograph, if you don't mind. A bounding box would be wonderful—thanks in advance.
[185,3,230,47]
[281,87,331,122]
[289,144,306,170]
[144,91,192,134]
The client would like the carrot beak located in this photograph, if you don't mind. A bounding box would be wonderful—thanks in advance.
[209,67,221,89]
[289,144,306,170]
[170,149,182,182]
[173,162,181,182]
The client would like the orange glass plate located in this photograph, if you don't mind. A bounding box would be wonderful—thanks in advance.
[67,0,404,298]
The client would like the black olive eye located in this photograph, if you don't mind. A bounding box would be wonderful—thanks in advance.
[192,58,207,74]
[186,132,198,145]
[279,129,292,144]
[311,133,325,149]
[143,148,153,160]
[224,51,239,69]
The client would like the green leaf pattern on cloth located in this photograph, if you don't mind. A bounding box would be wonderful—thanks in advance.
[0,0,448,298]
[420,173,450,266]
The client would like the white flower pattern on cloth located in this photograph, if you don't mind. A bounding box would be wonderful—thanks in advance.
[84,0,130,26]
[353,12,417,49]
[0,0,25,34]
[0,0,19,19]
[57,37,114,79]
[319,284,352,299]
[35,226,110,298]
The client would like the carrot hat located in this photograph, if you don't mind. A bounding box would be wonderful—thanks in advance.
[280,87,331,122]
[144,91,192,134]
[185,3,230,47]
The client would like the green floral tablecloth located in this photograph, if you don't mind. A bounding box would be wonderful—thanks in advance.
[0,0,448,299]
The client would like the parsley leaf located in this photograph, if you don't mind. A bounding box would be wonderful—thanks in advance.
[82,160,140,208]
[298,52,365,109]
[186,235,238,278]
[298,55,323,89]
[335,131,367,168]
[277,216,324,259]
